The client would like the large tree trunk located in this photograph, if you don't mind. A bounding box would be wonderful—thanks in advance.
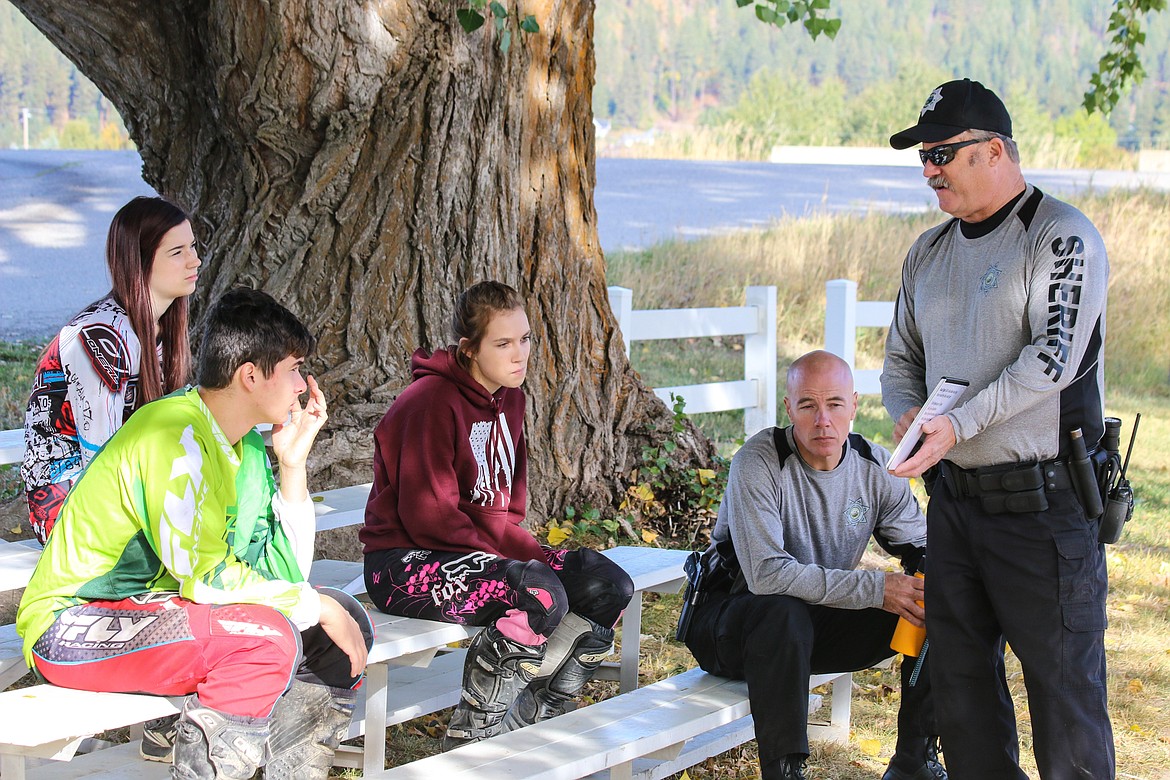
[12,0,716,524]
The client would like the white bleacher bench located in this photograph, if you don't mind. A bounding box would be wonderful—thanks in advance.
[368,666,852,780]
[0,428,22,467]
[0,545,696,778]
[0,430,871,779]
[3,665,853,780]
[5,653,470,780]
[0,686,180,779]
[0,622,25,692]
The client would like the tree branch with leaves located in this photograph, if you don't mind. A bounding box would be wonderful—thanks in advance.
[736,0,1167,117]
[1084,0,1168,114]
[737,0,841,40]
[455,0,539,53]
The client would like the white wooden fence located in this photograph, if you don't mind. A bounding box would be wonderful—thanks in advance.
[1,281,889,467]
[606,279,894,439]
[607,285,777,437]
[823,279,896,396]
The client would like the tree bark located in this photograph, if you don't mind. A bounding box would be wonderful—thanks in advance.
[12,0,717,523]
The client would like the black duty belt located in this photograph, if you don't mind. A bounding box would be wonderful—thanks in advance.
[941,459,1072,514]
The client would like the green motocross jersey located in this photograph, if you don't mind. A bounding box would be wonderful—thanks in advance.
[17,387,308,666]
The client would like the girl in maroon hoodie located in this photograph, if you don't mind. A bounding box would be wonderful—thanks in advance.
[361,281,633,748]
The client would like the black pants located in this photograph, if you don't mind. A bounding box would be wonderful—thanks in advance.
[927,471,1113,779]
[298,587,377,691]
[364,547,633,645]
[685,590,934,779]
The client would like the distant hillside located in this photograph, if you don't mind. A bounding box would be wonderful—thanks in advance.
[3,2,1169,152]
[0,7,131,150]
[593,0,1170,149]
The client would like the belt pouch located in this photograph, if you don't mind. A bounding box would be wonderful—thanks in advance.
[979,486,1049,514]
[975,463,1049,514]
[976,463,1043,493]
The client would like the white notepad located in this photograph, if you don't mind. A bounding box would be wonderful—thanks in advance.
[886,376,969,471]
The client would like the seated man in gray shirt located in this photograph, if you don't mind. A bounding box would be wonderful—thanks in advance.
[683,350,944,780]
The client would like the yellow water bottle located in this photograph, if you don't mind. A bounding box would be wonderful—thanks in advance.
[890,557,926,657]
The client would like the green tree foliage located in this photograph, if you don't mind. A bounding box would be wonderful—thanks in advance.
[594,0,1170,149]
[738,0,841,40]
[58,118,95,149]
[845,65,953,144]
[6,1,1170,151]
[718,70,848,145]
[0,6,131,149]
[1085,0,1169,114]
[453,0,539,54]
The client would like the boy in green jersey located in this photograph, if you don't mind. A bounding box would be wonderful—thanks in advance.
[17,288,372,780]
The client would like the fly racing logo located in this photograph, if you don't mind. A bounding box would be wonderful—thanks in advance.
[58,613,158,646]
[520,660,542,676]
[129,592,180,605]
[216,620,284,637]
[578,650,610,664]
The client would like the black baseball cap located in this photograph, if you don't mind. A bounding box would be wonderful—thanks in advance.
[889,79,1012,149]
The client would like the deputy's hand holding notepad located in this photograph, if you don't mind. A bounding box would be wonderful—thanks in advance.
[887,377,970,471]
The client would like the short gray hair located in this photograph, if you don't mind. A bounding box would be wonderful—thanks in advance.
[969,129,1019,163]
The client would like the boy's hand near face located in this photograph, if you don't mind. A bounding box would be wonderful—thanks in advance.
[272,375,328,503]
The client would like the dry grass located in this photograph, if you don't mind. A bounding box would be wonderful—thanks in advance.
[602,189,1170,778]
[608,189,1170,398]
[603,122,778,163]
[609,208,932,381]
[606,128,1136,171]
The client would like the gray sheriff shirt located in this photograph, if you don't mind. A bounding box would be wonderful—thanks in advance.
[711,426,926,610]
[882,185,1108,468]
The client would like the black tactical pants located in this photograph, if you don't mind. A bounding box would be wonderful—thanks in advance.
[685,591,934,779]
[927,468,1113,779]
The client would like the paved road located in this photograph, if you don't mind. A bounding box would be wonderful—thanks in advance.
[0,151,153,340]
[594,157,1170,251]
[2,150,1167,340]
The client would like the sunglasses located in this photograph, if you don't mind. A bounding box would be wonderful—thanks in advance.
[918,138,987,167]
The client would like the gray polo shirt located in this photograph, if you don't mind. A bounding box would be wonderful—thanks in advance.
[882,185,1108,469]
[711,426,926,610]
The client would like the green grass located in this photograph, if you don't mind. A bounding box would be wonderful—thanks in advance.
[0,341,39,502]
[0,341,39,429]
